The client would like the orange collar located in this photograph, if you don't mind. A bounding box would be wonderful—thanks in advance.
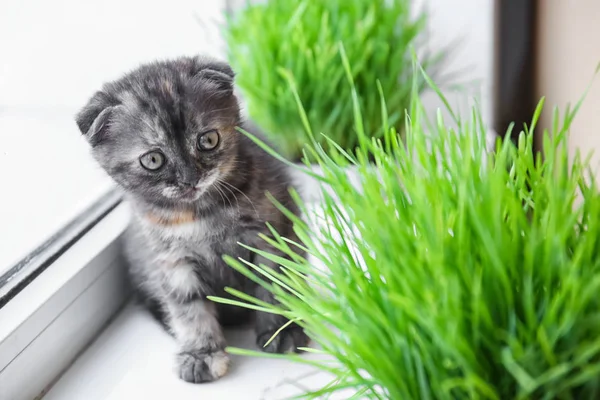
[144,209,198,225]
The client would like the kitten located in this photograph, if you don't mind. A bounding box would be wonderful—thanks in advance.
[75,56,309,383]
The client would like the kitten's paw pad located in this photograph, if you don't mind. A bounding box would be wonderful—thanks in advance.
[177,350,229,383]
[256,327,310,354]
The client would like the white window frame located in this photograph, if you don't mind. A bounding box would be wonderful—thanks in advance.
[0,189,132,400]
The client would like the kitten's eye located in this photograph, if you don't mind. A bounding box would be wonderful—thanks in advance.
[139,151,165,171]
[197,130,220,151]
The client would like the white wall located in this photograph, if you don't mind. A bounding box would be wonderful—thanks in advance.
[0,0,227,110]
[536,0,600,178]
[415,0,494,127]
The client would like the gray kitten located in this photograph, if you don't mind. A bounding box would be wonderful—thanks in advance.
[76,55,309,383]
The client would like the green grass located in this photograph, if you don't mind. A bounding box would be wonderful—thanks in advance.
[224,0,441,160]
[211,61,600,399]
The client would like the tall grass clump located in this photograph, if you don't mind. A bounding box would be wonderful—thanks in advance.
[225,0,439,160]
[211,62,600,399]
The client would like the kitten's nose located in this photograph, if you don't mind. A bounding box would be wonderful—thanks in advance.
[178,170,200,188]
[179,179,196,188]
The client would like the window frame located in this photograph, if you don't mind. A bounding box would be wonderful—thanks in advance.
[0,190,132,400]
[0,190,122,307]
[493,0,538,145]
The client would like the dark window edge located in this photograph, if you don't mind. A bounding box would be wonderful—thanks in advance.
[493,0,538,148]
[0,189,122,309]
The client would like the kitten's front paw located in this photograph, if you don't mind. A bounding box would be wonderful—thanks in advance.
[177,349,229,383]
[256,326,310,354]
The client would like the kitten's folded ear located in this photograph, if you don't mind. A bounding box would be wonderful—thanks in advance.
[75,91,120,146]
[191,57,235,96]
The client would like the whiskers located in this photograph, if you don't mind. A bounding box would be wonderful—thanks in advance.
[215,178,260,219]
[212,181,231,210]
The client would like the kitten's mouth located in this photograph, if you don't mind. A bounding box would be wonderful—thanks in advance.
[169,172,219,203]
[180,187,203,201]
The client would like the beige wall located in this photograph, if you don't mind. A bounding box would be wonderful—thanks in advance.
[536,1,600,173]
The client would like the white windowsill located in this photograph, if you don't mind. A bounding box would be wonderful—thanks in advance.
[44,302,350,400]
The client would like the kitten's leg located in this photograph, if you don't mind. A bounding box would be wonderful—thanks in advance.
[255,286,310,353]
[253,254,310,354]
[166,300,229,383]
